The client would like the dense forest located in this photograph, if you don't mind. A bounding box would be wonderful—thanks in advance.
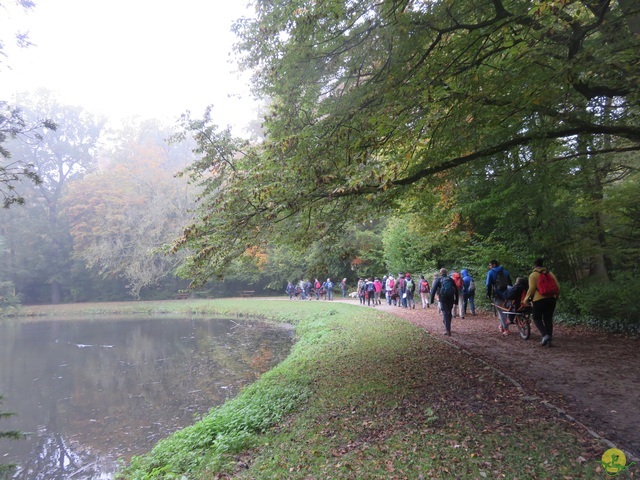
[2,0,639,331]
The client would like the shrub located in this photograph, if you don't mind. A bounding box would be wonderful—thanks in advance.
[557,273,640,333]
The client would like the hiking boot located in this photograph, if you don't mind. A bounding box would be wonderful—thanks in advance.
[541,335,550,346]
[502,329,510,336]
[499,325,505,333]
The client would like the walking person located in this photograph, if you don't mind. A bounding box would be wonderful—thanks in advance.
[323,278,334,300]
[405,273,416,309]
[430,268,458,336]
[485,259,512,302]
[486,259,513,333]
[385,275,395,305]
[340,278,348,298]
[461,269,476,316]
[374,277,383,305]
[314,279,321,300]
[366,278,376,306]
[524,258,560,347]
[451,271,465,318]
[286,281,295,300]
[418,275,430,309]
[357,278,366,305]
[304,280,312,300]
[397,273,407,308]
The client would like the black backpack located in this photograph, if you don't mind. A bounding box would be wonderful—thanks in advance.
[439,276,455,300]
[495,270,509,291]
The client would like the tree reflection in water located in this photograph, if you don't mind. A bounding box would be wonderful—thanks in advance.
[0,317,293,479]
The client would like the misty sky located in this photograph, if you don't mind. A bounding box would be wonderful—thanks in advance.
[0,0,256,133]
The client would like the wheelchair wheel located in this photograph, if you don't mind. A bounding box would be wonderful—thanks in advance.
[516,313,531,340]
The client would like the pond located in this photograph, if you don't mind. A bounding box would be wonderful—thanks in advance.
[0,316,294,479]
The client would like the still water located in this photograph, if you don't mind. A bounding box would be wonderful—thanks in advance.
[0,316,293,479]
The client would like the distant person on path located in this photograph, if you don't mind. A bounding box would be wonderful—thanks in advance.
[341,278,348,298]
[286,281,295,300]
[397,273,407,308]
[385,275,395,305]
[314,279,321,300]
[451,271,465,318]
[418,275,430,309]
[461,269,476,316]
[357,278,366,305]
[374,277,383,305]
[323,278,334,300]
[524,258,560,347]
[405,273,416,309]
[304,280,312,300]
[430,268,458,336]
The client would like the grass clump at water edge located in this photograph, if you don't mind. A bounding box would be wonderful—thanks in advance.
[109,299,602,479]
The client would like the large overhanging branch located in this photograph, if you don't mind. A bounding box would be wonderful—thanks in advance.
[312,124,640,200]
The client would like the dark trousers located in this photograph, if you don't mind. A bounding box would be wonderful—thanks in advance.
[440,301,454,333]
[532,297,557,338]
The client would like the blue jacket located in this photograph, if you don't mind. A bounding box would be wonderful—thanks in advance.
[461,269,474,295]
[485,265,511,299]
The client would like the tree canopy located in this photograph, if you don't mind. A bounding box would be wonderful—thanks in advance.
[174,0,640,284]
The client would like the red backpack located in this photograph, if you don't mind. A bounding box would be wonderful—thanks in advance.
[452,272,463,290]
[537,271,559,296]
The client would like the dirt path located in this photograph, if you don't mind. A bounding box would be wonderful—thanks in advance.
[352,300,640,461]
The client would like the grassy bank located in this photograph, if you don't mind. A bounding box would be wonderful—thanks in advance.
[17,300,602,478]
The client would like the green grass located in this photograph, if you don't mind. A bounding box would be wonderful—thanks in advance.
[14,299,604,478]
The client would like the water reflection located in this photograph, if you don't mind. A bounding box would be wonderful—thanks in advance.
[0,316,293,479]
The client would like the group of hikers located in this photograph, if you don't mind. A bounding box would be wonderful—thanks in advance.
[285,257,559,346]
[483,258,560,346]
[431,258,560,346]
[353,272,475,316]
[285,278,341,301]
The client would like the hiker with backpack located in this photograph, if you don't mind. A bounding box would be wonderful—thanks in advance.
[374,277,383,305]
[357,278,366,305]
[405,273,416,309]
[485,259,513,302]
[418,275,430,309]
[486,259,513,332]
[523,258,560,347]
[430,268,458,336]
[451,271,465,318]
[323,278,334,301]
[385,274,395,305]
[366,278,376,306]
[461,269,476,316]
[286,281,295,300]
[397,273,407,308]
